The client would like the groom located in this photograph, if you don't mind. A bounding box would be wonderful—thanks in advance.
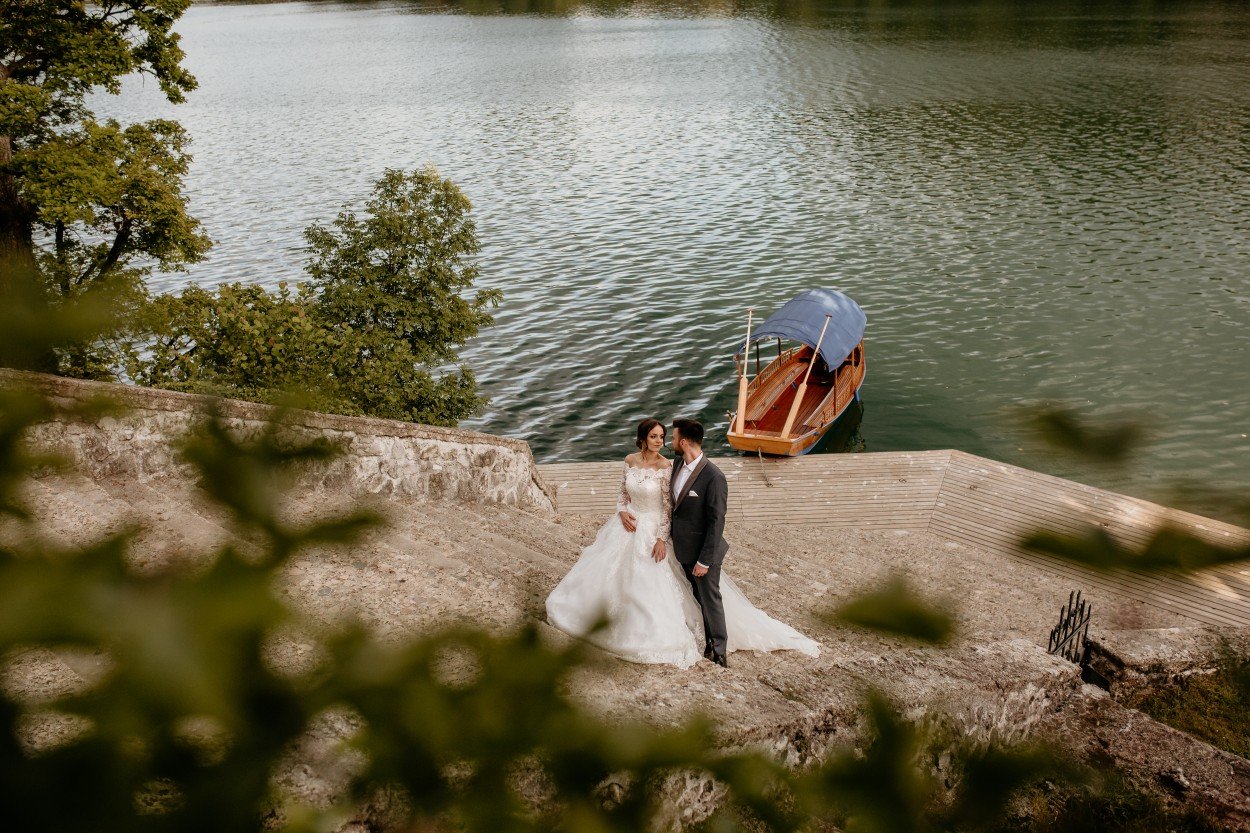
[666,418,731,668]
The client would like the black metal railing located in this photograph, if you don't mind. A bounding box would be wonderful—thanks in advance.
[1047,590,1091,665]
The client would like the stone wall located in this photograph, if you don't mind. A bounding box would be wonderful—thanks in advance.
[0,369,556,514]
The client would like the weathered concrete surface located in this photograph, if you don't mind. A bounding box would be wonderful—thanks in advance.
[1,369,554,513]
[12,467,1229,825]
[7,475,1098,826]
[4,382,1248,829]
[1087,625,1250,699]
[1058,690,1250,831]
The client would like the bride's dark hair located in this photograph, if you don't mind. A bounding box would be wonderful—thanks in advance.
[635,418,665,451]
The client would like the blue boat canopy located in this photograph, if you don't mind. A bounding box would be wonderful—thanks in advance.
[740,289,866,369]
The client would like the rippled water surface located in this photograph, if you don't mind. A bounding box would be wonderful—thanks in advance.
[106,1,1250,513]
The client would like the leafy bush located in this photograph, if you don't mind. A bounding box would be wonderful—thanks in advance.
[131,282,331,405]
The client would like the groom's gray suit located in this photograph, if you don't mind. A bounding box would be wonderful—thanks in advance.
[670,455,730,657]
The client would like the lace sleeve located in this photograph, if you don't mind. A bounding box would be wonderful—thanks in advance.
[615,463,630,513]
[661,464,673,544]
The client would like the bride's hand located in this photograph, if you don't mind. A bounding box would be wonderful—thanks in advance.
[618,510,637,532]
[651,540,666,563]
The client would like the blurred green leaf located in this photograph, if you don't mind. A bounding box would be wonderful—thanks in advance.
[0,262,122,375]
[829,575,955,646]
[945,744,1083,830]
[1024,525,1250,573]
[177,409,380,562]
[1160,478,1250,528]
[0,387,59,518]
[801,692,932,833]
[1027,407,1146,465]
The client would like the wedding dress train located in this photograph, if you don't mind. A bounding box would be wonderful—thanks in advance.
[545,464,820,668]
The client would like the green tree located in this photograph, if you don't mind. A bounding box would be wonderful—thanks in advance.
[134,167,500,427]
[305,166,501,425]
[0,0,210,374]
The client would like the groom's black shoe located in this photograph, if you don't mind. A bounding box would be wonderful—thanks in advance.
[710,651,728,669]
[703,639,714,660]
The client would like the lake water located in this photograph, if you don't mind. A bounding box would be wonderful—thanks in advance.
[105,1,1250,516]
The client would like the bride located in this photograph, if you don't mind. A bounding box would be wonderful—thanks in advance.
[545,418,820,669]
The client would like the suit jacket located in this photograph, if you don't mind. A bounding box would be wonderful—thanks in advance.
[669,455,730,568]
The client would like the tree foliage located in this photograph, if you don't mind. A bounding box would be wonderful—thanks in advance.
[130,281,335,408]
[0,0,209,373]
[829,574,955,647]
[1019,406,1250,573]
[303,167,500,424]
[305,167,496,368]
[133,168,500,427]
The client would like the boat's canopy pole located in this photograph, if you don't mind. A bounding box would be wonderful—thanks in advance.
[734,308,753,435]
[780,313,832,440]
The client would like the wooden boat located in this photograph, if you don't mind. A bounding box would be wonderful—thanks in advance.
[726,289,867,457]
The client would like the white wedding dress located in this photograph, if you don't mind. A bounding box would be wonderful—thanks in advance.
[545,464,820,669]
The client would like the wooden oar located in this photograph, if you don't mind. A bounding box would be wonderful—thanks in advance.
[734,308,753,435]
[780,313,832,440]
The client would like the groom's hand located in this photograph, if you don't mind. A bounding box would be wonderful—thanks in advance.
[692,563,709,577]
[618,510,637,532]
[651,540,666,562]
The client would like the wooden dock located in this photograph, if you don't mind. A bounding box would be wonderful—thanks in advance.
[538,450,1250,629]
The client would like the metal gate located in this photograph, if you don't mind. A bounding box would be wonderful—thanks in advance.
[1047,590,1092,666]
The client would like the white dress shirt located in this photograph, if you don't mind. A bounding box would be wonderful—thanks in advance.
[672,453,710,569]
[672,452,702,500]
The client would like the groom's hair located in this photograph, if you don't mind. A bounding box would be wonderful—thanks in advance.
[671,418,703,445]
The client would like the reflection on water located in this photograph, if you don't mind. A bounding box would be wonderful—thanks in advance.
[104,0,1250,516]
[808,395,866,455]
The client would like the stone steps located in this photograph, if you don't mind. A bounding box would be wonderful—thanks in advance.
[101,478,238,562]
[24,473,262,573]
[22,475,136,547]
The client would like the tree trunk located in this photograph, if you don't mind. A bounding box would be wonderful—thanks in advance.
[0,62,37,286]
[0,59,55,370]
[0,72,56,372]
[0,134,38,289]
[95,215,132,280]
